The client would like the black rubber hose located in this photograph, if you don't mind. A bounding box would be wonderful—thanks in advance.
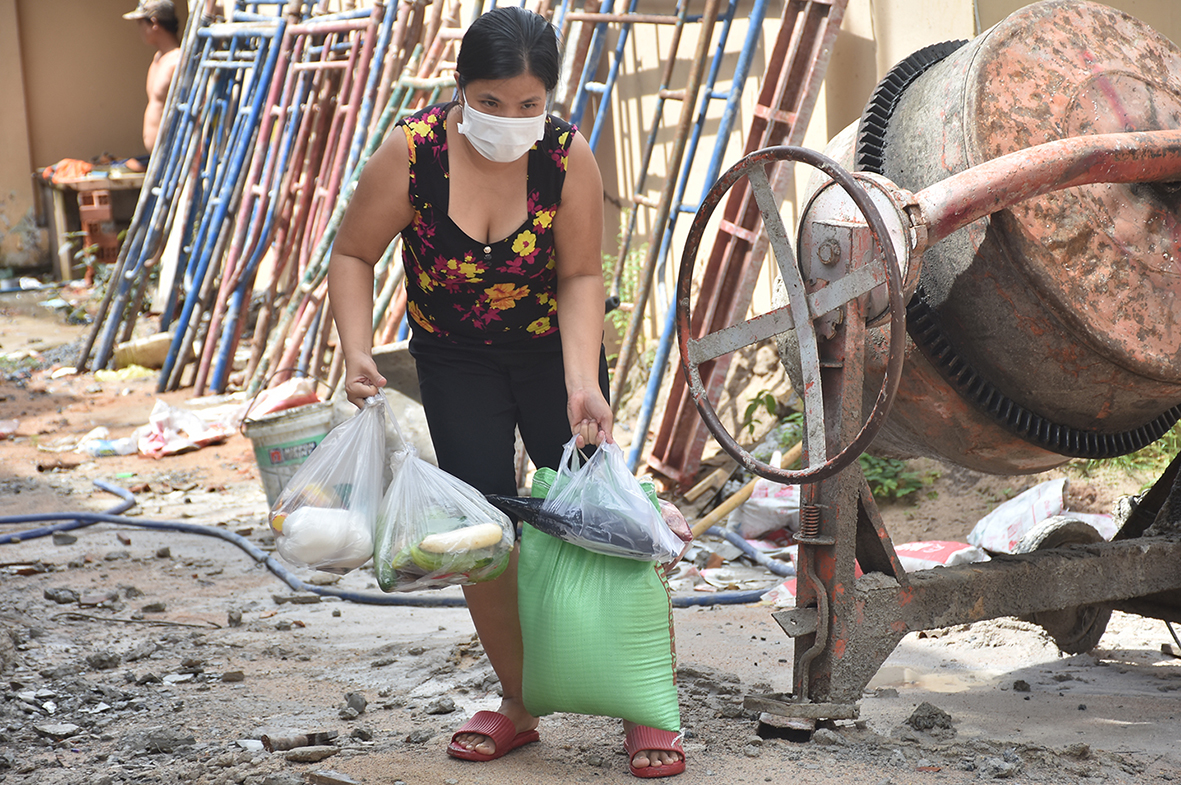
[0,479,134,544]
[0,482,781,607]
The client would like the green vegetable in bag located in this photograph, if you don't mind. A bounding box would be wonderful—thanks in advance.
[373,451,514,592]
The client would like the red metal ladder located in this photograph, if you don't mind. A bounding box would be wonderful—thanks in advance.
[644,0,850,489]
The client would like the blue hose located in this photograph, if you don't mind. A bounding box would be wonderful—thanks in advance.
[0,482,780,608]
[708,525,795,578]
[0,479,135,544]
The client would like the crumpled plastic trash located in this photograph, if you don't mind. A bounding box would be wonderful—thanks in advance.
[95,365,156,382]
[75,426,137,457]
[134,399,236,458]
[234,377,321,427]
[966,477,1116,553]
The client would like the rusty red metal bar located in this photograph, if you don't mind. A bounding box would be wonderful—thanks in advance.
[648,0,849,490]
[918,129,1181,247]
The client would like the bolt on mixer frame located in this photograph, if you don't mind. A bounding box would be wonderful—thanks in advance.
[675,131,1181,724]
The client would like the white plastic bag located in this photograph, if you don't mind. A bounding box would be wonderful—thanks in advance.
[967,478,1067,554]
[373,443,514,593]
[541,435,686,563]
[268,394,387,574]
[729,451,802,539]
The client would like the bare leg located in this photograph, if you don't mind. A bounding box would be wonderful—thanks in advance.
[451,548,538,756]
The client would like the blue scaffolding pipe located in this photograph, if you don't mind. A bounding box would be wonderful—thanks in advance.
[157,25,275,335]
[158,21,287,391]
[79,8,325,376]
[626,0,770,472]
[89,25,218,369]
[209,61,315,392]
[210,4,394,392]
[584,0,636,153]
[567,0,615,128]
[652,0,741,303]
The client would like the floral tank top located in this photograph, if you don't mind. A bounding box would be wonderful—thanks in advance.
[396,103,575,346]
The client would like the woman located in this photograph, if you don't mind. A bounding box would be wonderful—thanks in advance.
[327,6,685,779]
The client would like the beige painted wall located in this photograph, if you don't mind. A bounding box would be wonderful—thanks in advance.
[0,0,36,267]
[0,0,185,268]
[19,0,162,169]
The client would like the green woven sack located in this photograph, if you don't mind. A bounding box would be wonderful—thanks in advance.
[517,467,680,731]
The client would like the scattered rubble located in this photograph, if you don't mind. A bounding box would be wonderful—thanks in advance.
[3,307,1181,784]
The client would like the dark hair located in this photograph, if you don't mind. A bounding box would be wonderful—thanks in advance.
[156,14,179,37]
[455,7,561,93]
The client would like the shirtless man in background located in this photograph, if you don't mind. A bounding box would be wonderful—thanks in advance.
[124,0,181,169]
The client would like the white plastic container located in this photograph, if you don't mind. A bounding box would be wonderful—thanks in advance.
[243,402,333,507]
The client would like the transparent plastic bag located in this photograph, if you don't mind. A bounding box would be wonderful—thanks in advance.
[540,435,686,562]
[373,442,514,593]
[268,394,387,574]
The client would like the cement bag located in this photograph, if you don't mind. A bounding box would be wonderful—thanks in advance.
[517,467,680,731]
[268,394,387,574]
[894,540,989,572]
[729,451,802,539]
[967,478,1067,554]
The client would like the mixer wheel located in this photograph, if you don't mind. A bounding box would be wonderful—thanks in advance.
[675,147,907,485]
[1014,516,1112,654]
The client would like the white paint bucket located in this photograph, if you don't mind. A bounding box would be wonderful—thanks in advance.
[243,401,334,508]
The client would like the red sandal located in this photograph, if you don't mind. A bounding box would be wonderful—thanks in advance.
[625,725,686,778]
[447,710,540,762]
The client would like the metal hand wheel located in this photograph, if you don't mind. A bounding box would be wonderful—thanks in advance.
[675,146,908,484]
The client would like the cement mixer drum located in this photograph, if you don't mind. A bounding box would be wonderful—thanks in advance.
[815,0,1181,475]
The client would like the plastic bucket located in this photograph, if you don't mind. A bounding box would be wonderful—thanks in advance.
[243,401,334,508]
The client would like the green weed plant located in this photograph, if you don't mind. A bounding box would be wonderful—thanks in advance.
[1069,421,1181,491]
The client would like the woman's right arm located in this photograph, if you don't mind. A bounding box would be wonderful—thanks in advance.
[328,131,417,408]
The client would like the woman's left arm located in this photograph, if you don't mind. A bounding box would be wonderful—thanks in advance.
[553,131,613,447]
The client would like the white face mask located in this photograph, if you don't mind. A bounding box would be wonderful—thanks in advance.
[456,92,547,163]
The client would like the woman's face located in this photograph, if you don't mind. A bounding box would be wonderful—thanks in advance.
[461,72,548,118]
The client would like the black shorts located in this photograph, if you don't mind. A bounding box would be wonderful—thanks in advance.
[409,330,609,497]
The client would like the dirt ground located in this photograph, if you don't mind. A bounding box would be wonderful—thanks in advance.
[2,285,1180,785]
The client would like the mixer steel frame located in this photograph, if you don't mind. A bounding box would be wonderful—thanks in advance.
[676,131,1181,722]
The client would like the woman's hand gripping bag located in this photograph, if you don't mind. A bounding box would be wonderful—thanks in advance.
[539,436,687,563]
[268,394,387,574]
[517,464,681,732]
[373,445,514,592]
